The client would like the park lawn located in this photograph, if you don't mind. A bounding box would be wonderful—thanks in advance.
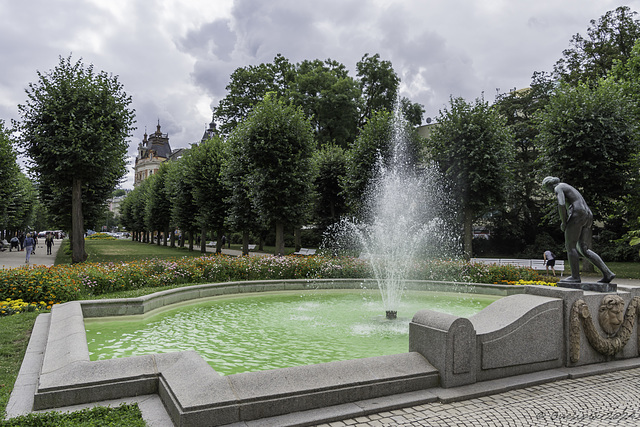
[55,238,303,265]
[56,238,208,264]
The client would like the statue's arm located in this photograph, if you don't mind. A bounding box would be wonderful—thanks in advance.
[556,187,567,232]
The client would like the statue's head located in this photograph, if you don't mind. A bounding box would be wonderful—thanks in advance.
[598,295,625,335]
[542,176,560,192]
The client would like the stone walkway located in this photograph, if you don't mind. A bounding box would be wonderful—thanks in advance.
[316,367,640,426]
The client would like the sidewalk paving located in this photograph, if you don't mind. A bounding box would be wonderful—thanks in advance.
[0,239,60,269]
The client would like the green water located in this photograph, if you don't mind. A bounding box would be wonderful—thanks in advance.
[85,289,499,375]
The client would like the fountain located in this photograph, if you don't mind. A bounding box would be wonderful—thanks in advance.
[326,105,459,319]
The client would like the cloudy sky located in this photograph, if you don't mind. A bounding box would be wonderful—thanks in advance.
[1,0,638,188]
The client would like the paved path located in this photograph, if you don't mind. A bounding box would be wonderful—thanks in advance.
[314,366,640,426]
[0,238,60,269]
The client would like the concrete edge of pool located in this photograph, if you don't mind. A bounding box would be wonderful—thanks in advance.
[8,279,640,426]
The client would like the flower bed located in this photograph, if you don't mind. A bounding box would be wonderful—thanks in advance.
[0,255,554,313]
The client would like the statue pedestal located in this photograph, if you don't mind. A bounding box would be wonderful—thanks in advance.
[556,281,617,293]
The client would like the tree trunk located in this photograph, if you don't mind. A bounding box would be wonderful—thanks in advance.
[216,229,223,254]
[463,207,473,261]
[200,227,207,253]
[242,230,249,256]
[71,178,87,263]
[275,221,285,256]
[294,227,301,252]
[170,229,175,247]
[157,230,161,246]
[163,227,168,246]
[188,231,194,251]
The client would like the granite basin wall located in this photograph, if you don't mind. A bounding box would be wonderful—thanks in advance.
[35,279,513,426]
[409,284,640,389]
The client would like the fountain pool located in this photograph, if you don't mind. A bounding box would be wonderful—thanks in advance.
[85,289,500,375]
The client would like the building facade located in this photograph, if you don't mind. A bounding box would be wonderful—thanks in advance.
[133,121,185,186]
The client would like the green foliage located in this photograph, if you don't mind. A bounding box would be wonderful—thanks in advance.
[16,55,135,262]
[214,54,295,136]
[3,403,145,426]
[289,59,360,148]
[228,95,315,254]
[145,164,172,238]
[356,53,400,127]
[429,96,514,257]
[312,144,348,232]
[182,136,230,241]
[536,79,639,220]
[554,6,640,85]
[0,311,40,419]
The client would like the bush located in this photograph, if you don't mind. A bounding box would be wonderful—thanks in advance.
[0,255,555,307]
[2,403,145,426]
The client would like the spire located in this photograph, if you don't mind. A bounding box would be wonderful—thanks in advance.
[156,119,162,135]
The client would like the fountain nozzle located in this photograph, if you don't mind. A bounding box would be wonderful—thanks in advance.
[385,310,397,320]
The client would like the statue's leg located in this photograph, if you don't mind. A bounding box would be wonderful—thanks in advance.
[560,220,582,283]
[577,235,615,283]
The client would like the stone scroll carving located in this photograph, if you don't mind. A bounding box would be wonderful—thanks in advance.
[569,296,640,363]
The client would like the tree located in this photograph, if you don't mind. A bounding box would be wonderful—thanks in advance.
[144,171,171,245]
[165,158,198,250]
[493,72,556,253]
[213,54,295,136]
[554,6,640,85]
[429,96,513,259]
[342,110,422,215]
[0,120,21,236]
[182,136,230,253]
[312,144,348,233]
[288,59,360,148]
[229,94,315,255]
[17,56,135,263]
[356,53,400,127]
[536,80,639,221]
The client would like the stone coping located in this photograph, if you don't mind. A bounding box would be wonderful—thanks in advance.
[32,278,512,426]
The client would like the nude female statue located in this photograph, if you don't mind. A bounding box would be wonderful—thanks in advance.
[542,176,615,284]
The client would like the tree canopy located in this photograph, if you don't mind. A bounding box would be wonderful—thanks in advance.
[16,55,135,262]
[429,96,513,259]
[554,6,640,85]
[227,94,315,255]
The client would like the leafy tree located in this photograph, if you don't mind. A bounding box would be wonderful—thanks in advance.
[429,96,513,259]
[223,132,263,255]
[493,72,556,252]
[120,179,151,242]
[342,110,422,215]
[16,56,135,263]
[166,158,198,249]
[399,97,425,127]
[554,6,640,85]
[312,144,348,233]
[182,136,230,253]
[288,59,360,148]
[213,54,295,136]
[0,120,21,235]
[229,94,315,255]
[356,53,400,127]
[144,171,171,245]
[536,79,639,221]
[4,172,37,236]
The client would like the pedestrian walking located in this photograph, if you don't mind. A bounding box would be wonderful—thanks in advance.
[24,233,35,264]
[45,232,55,255]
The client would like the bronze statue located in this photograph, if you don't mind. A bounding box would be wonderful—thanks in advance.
[542,177,615,284]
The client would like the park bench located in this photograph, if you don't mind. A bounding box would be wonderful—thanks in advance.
[293,248,316,256]
[471,258,564,276]
[248,244,257,251]
[207,241,217,247]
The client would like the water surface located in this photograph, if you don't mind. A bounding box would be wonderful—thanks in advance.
[85,289,499,375]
